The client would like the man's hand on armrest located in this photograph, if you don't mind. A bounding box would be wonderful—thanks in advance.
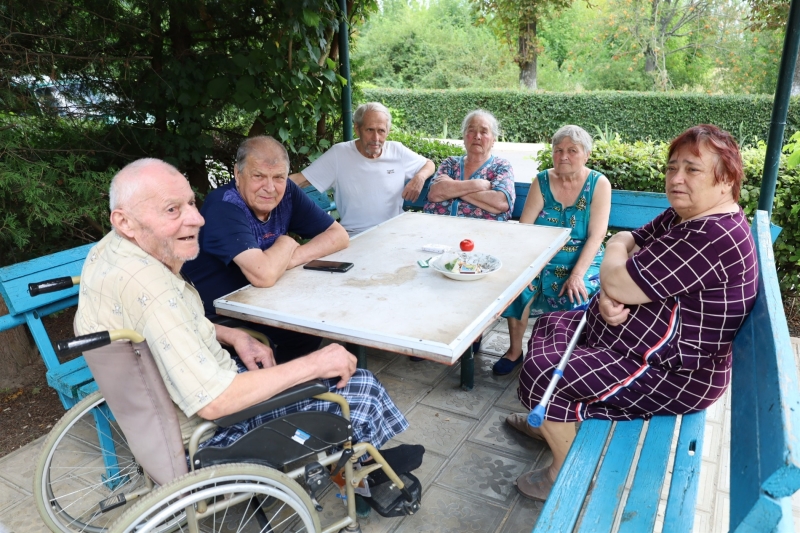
[287,221,349,269]
[214,324,276,370]
[196,343,357,420]
[289,172,311,189]
[233,235,299,288]
[402,159,435,202]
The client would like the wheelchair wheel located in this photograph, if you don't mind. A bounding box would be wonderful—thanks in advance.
[34,391,149,533]
[109,463,321,533]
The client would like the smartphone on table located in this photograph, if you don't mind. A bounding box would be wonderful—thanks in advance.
[303,260,354,273]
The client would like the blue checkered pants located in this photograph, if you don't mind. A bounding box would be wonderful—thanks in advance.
[199,368,408,451]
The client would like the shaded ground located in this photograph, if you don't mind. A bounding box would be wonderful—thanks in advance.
[0,308,75,457]
[2,299,800,459]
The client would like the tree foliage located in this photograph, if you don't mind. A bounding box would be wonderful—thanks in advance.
[1,0,377,196]
[352,0,517,89]
[469,0,574,89]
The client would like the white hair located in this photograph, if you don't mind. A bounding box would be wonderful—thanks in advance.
[552,125,593,155]
[461,109,500,139]
[353,102,392,130]
[109,158,181,211]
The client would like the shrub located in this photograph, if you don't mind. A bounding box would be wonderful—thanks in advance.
[387,131,464,167]
[363,89,797,144]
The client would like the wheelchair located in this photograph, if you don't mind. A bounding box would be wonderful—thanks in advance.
[29,280,421,533]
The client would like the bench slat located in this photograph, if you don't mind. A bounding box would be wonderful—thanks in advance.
[662,411,706,533]
[535,419,613,533]
[577,419,644,533]
[0,243,91,315]
[617,416,677,533]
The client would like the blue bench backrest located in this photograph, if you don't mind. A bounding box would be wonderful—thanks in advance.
[730,210,800,531]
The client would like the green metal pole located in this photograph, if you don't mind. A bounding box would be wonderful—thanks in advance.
[338,0,353,142]
[759,0,800,215]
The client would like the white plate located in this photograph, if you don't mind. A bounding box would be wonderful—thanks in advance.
[430,252,502,281]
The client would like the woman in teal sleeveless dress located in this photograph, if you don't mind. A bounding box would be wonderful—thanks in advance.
[493,125,611,376]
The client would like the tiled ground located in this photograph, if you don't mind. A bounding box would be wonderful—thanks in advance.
[1,322,798,533]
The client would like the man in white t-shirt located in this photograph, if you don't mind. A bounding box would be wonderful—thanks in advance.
[290,102,435,235]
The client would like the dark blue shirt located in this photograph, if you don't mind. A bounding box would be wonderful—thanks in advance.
[182,180,335,316]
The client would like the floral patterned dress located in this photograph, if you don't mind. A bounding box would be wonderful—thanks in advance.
[502,169,604,319]
[422,155,515,221]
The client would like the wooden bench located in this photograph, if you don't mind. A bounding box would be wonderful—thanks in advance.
[533,210,799,532]
[0,244,97,410]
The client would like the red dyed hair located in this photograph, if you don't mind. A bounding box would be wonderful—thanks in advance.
[668,124,744,202]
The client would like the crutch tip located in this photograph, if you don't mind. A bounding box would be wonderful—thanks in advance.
[528,406,546,428]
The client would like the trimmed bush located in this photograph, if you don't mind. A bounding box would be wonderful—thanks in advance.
[364,89,798,144]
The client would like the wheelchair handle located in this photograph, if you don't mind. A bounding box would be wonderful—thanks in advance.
[28,276,80,296]
[56,329,145,357]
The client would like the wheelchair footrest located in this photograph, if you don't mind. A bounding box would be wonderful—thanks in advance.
[361,472,421,518]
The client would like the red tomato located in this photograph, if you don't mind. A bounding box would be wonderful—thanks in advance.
[460,239,475,252]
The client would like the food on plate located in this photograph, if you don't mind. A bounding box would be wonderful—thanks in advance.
[460,239,475,251]
[445,257,482,274]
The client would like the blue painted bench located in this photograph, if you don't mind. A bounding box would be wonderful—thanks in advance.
[533,211,799,532]
[0,244,98,410]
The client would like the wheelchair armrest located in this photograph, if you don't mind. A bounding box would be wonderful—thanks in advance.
[213,379,329,428]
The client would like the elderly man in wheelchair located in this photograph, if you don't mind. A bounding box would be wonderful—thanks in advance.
[34,158,422,533]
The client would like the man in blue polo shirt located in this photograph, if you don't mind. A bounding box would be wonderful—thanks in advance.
[182,136,349,361]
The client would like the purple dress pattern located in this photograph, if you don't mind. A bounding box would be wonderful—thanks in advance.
[423,156,515,221]
[519,208,758,422]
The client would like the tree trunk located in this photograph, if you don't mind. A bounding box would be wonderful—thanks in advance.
[0,296,38,385]
[645,45,657,74]
[518,19,538,91]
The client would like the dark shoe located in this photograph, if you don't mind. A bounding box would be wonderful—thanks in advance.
[409,356,424,362]
[366,444,425,486]
[492,353,523,376]
[515,467,555,501]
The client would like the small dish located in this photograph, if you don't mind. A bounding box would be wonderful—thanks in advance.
[430,252,502,281]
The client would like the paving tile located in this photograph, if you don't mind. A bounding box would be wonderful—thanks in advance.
[419,378,503,420]
[499,495,545,533]
[393,485,507,533]
[469,408,549,460]
[364,347,400,374]
[702,420,722,462]
[459,351,520,388]
[692,510,711,533]
[392,405,475,456]
[382,357,451,386]
[0,498,43,533]
[717,443,730,494]
[376,374,433,415]
[0,438,42,493]
[479,330,511,357]
[706,392,726,425]
[435,442,532,507]
[494,381,525,412]
[696,459,718,514]
[0,480,27,516]
[713,492,730,533]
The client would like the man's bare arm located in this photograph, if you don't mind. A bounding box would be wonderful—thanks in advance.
[401,159,435,202]
[287,221,349,269]
[233,235,299,288]
[289,172,311,188]
[197,343,357,420]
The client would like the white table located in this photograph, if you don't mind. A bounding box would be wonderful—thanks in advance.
[215,212,569,388]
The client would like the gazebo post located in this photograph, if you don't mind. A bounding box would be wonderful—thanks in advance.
[338,0,353,142]
[760,0,800,216]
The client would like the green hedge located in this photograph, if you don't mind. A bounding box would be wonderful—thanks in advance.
[540,137,800,293]
[364,89,799,144]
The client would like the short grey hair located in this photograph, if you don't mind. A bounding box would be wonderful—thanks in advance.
[236,136,290,173]
[552,125,592,155]
[461,110,500,139]
[109,158,181,211]
[353,102,392,130]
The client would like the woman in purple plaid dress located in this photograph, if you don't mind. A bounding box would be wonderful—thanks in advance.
[509,125,759,501]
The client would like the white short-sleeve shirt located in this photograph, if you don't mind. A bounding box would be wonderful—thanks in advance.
[301,140,428,235]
